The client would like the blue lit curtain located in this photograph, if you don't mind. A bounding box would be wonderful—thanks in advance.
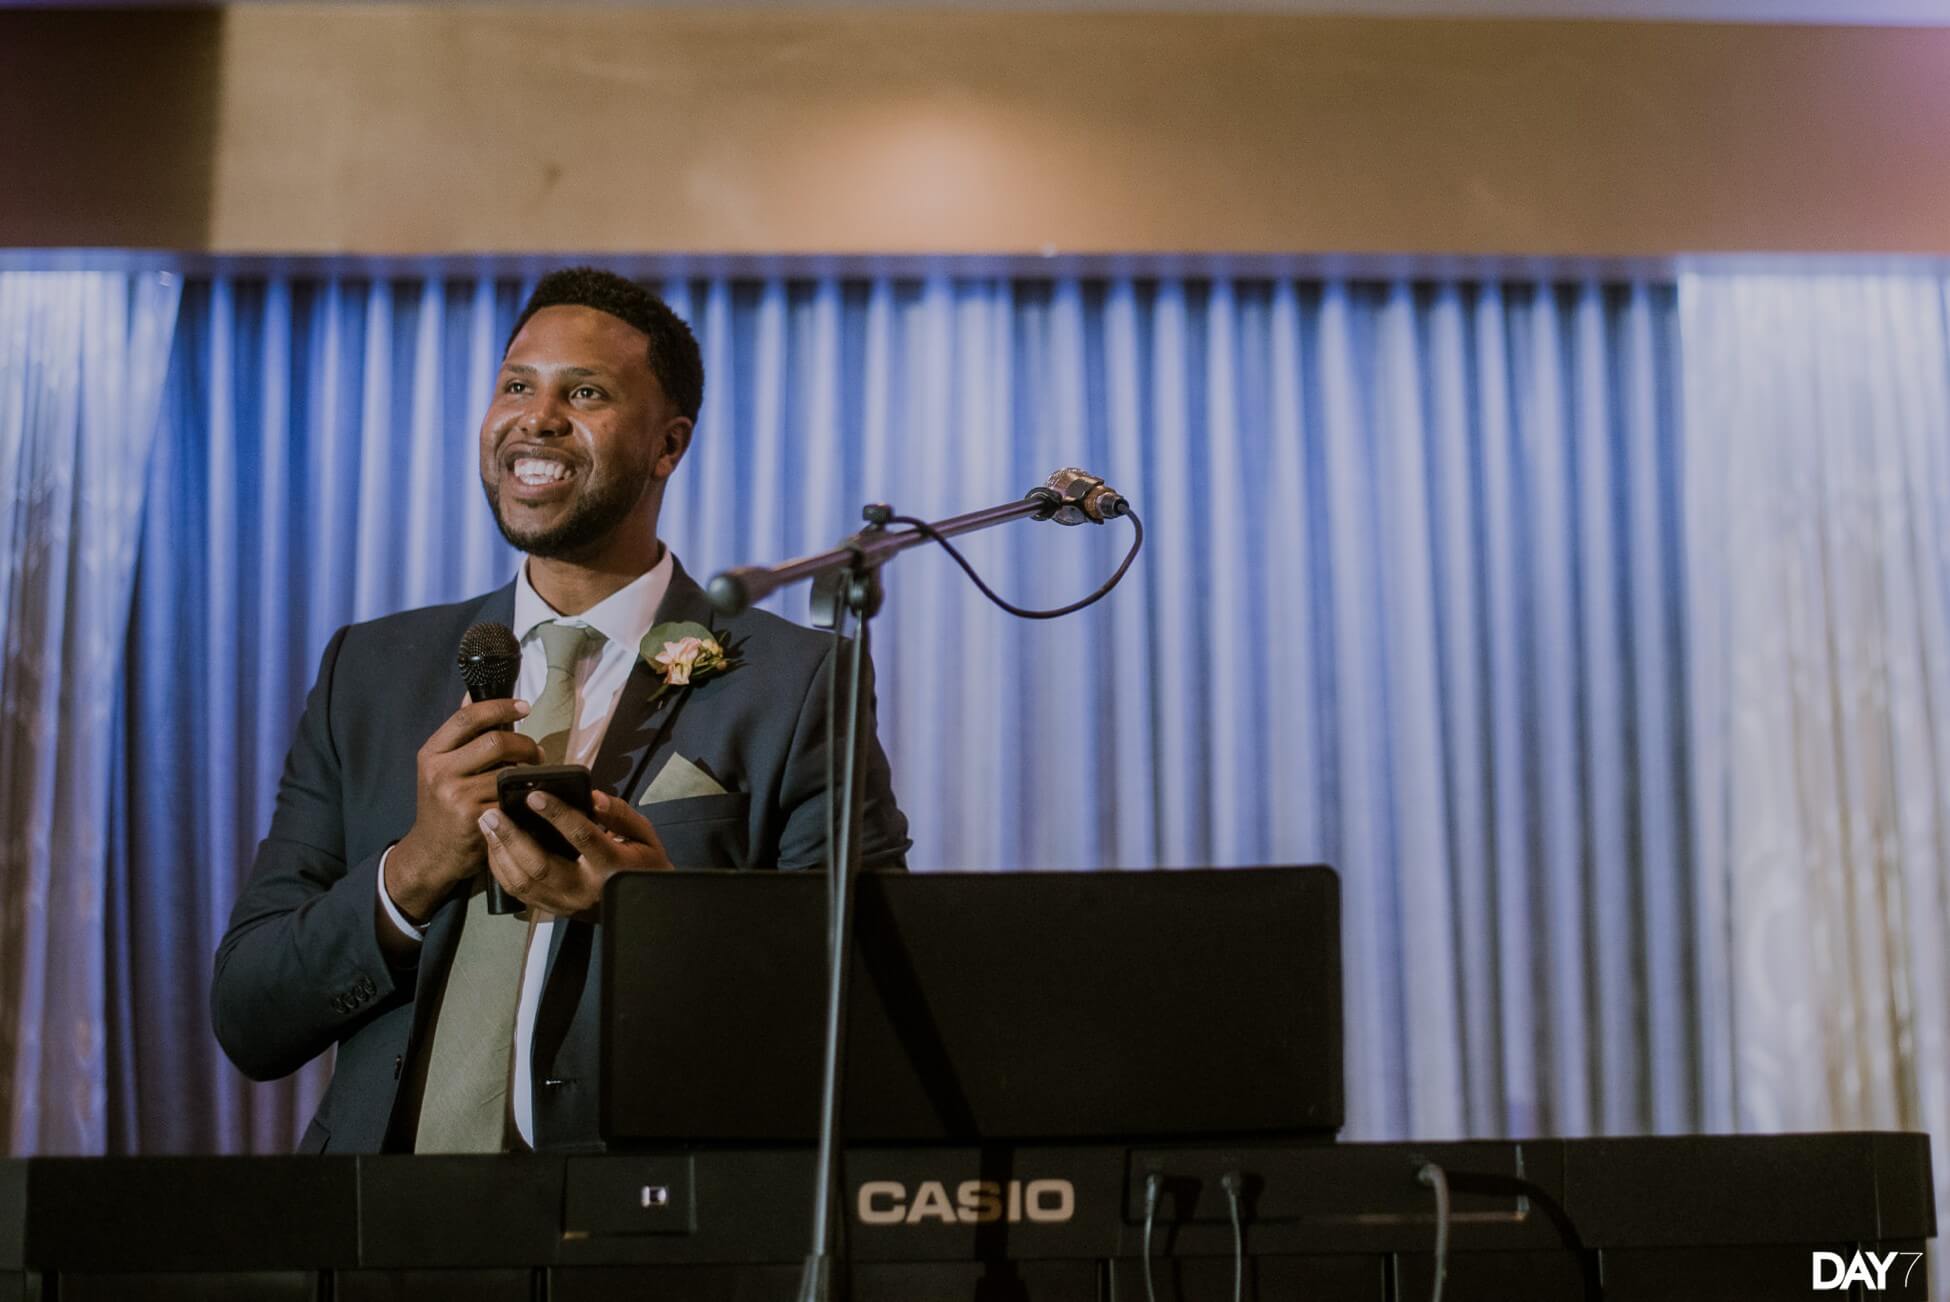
[0,270,180,1154]
[1680,271,1950,1251]
[106,272,1699,1153]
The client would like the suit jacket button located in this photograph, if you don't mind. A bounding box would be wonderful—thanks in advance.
[393,1055,403,1080]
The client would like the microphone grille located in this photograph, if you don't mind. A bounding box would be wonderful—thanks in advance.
[457,621,522,701]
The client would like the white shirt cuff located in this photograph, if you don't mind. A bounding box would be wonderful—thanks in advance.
[376,844,428,942]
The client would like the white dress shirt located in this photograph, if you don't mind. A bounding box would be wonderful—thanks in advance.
[379,548,673,1146]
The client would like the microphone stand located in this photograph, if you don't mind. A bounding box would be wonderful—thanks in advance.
[708,488,1074,1302]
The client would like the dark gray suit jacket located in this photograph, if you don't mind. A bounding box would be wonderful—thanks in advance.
[211,561,910,1153]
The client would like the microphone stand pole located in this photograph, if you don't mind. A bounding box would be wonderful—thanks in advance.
[707,491,1065,1302]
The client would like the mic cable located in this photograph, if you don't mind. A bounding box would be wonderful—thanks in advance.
[885,468,1143,621]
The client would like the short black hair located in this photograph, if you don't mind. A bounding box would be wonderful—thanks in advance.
[507,267,704,423]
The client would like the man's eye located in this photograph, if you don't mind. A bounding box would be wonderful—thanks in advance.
[572,385,604,400]
[503,379,528,394]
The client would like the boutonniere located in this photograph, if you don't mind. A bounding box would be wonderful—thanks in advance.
[640,621,736,701]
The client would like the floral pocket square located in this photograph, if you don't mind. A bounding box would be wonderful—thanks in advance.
[637,753,729,805]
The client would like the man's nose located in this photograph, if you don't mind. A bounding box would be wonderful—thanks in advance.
[521,394,570,435]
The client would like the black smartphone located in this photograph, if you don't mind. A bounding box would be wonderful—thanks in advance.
[495,763,595,861]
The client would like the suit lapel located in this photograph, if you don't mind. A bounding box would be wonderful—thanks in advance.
[587,560,723,808]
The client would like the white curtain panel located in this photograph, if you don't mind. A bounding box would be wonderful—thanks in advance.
[1681,272,1950,1272]
[0,271,180,1153]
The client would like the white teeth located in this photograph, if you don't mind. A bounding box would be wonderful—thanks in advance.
[513,458,569,486]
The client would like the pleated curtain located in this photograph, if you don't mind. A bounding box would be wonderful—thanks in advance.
[107,273,1697,1153]
[1680,272,1950,1231]
[0,270,180,1154]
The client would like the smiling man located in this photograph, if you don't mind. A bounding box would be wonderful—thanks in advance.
[212,267,910,1154]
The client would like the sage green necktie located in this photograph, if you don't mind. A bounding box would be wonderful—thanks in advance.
[413,621,604,1153]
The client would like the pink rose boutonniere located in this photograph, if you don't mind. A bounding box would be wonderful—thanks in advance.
[640,621,735,701]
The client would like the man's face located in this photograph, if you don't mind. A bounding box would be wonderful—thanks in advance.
[479,305,690,560]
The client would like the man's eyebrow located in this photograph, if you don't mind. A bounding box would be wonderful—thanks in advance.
[497,363,607,378]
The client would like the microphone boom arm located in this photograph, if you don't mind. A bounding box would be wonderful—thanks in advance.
[707,497,1037,616]
[706,469,1125,617]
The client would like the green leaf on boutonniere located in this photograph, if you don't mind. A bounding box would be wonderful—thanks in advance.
[640,621,736,699]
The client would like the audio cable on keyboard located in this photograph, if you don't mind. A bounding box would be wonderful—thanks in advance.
[1141,1170,1164,1302]
[1221,1169,1245,1302]
[1418,1160,1451,1302]
[1137,1167,1246,1302]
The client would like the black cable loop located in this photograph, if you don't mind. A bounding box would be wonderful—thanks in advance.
[883,508,1144,621]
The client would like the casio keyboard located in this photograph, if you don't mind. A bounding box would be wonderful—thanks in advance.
[0,1133,1931,1300]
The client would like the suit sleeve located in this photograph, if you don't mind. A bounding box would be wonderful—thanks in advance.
[775,636,912,872]
[210,627,411,1081]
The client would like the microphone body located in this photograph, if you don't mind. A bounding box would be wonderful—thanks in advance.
[1034,467,1130,524]
[457,622,525,914]
[458,621,522,704]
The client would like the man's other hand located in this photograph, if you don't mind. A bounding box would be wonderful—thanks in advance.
[387,697,545,925]
[479,789,674,919]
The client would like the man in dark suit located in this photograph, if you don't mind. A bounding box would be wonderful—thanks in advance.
[211,268,909,1154]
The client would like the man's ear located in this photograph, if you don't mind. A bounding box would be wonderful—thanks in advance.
[654,416,694,480]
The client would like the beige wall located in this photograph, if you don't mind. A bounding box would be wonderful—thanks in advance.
[7,7,1950,255]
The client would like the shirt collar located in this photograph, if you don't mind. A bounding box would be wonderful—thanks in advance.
[511,546,675,660]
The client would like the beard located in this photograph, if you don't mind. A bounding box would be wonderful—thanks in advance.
[482,467,649,560]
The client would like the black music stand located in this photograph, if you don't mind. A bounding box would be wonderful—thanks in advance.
[600,866,1344,1146]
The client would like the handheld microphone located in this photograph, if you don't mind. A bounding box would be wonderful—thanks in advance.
[458,621,521,703]
[457,622,524,914]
